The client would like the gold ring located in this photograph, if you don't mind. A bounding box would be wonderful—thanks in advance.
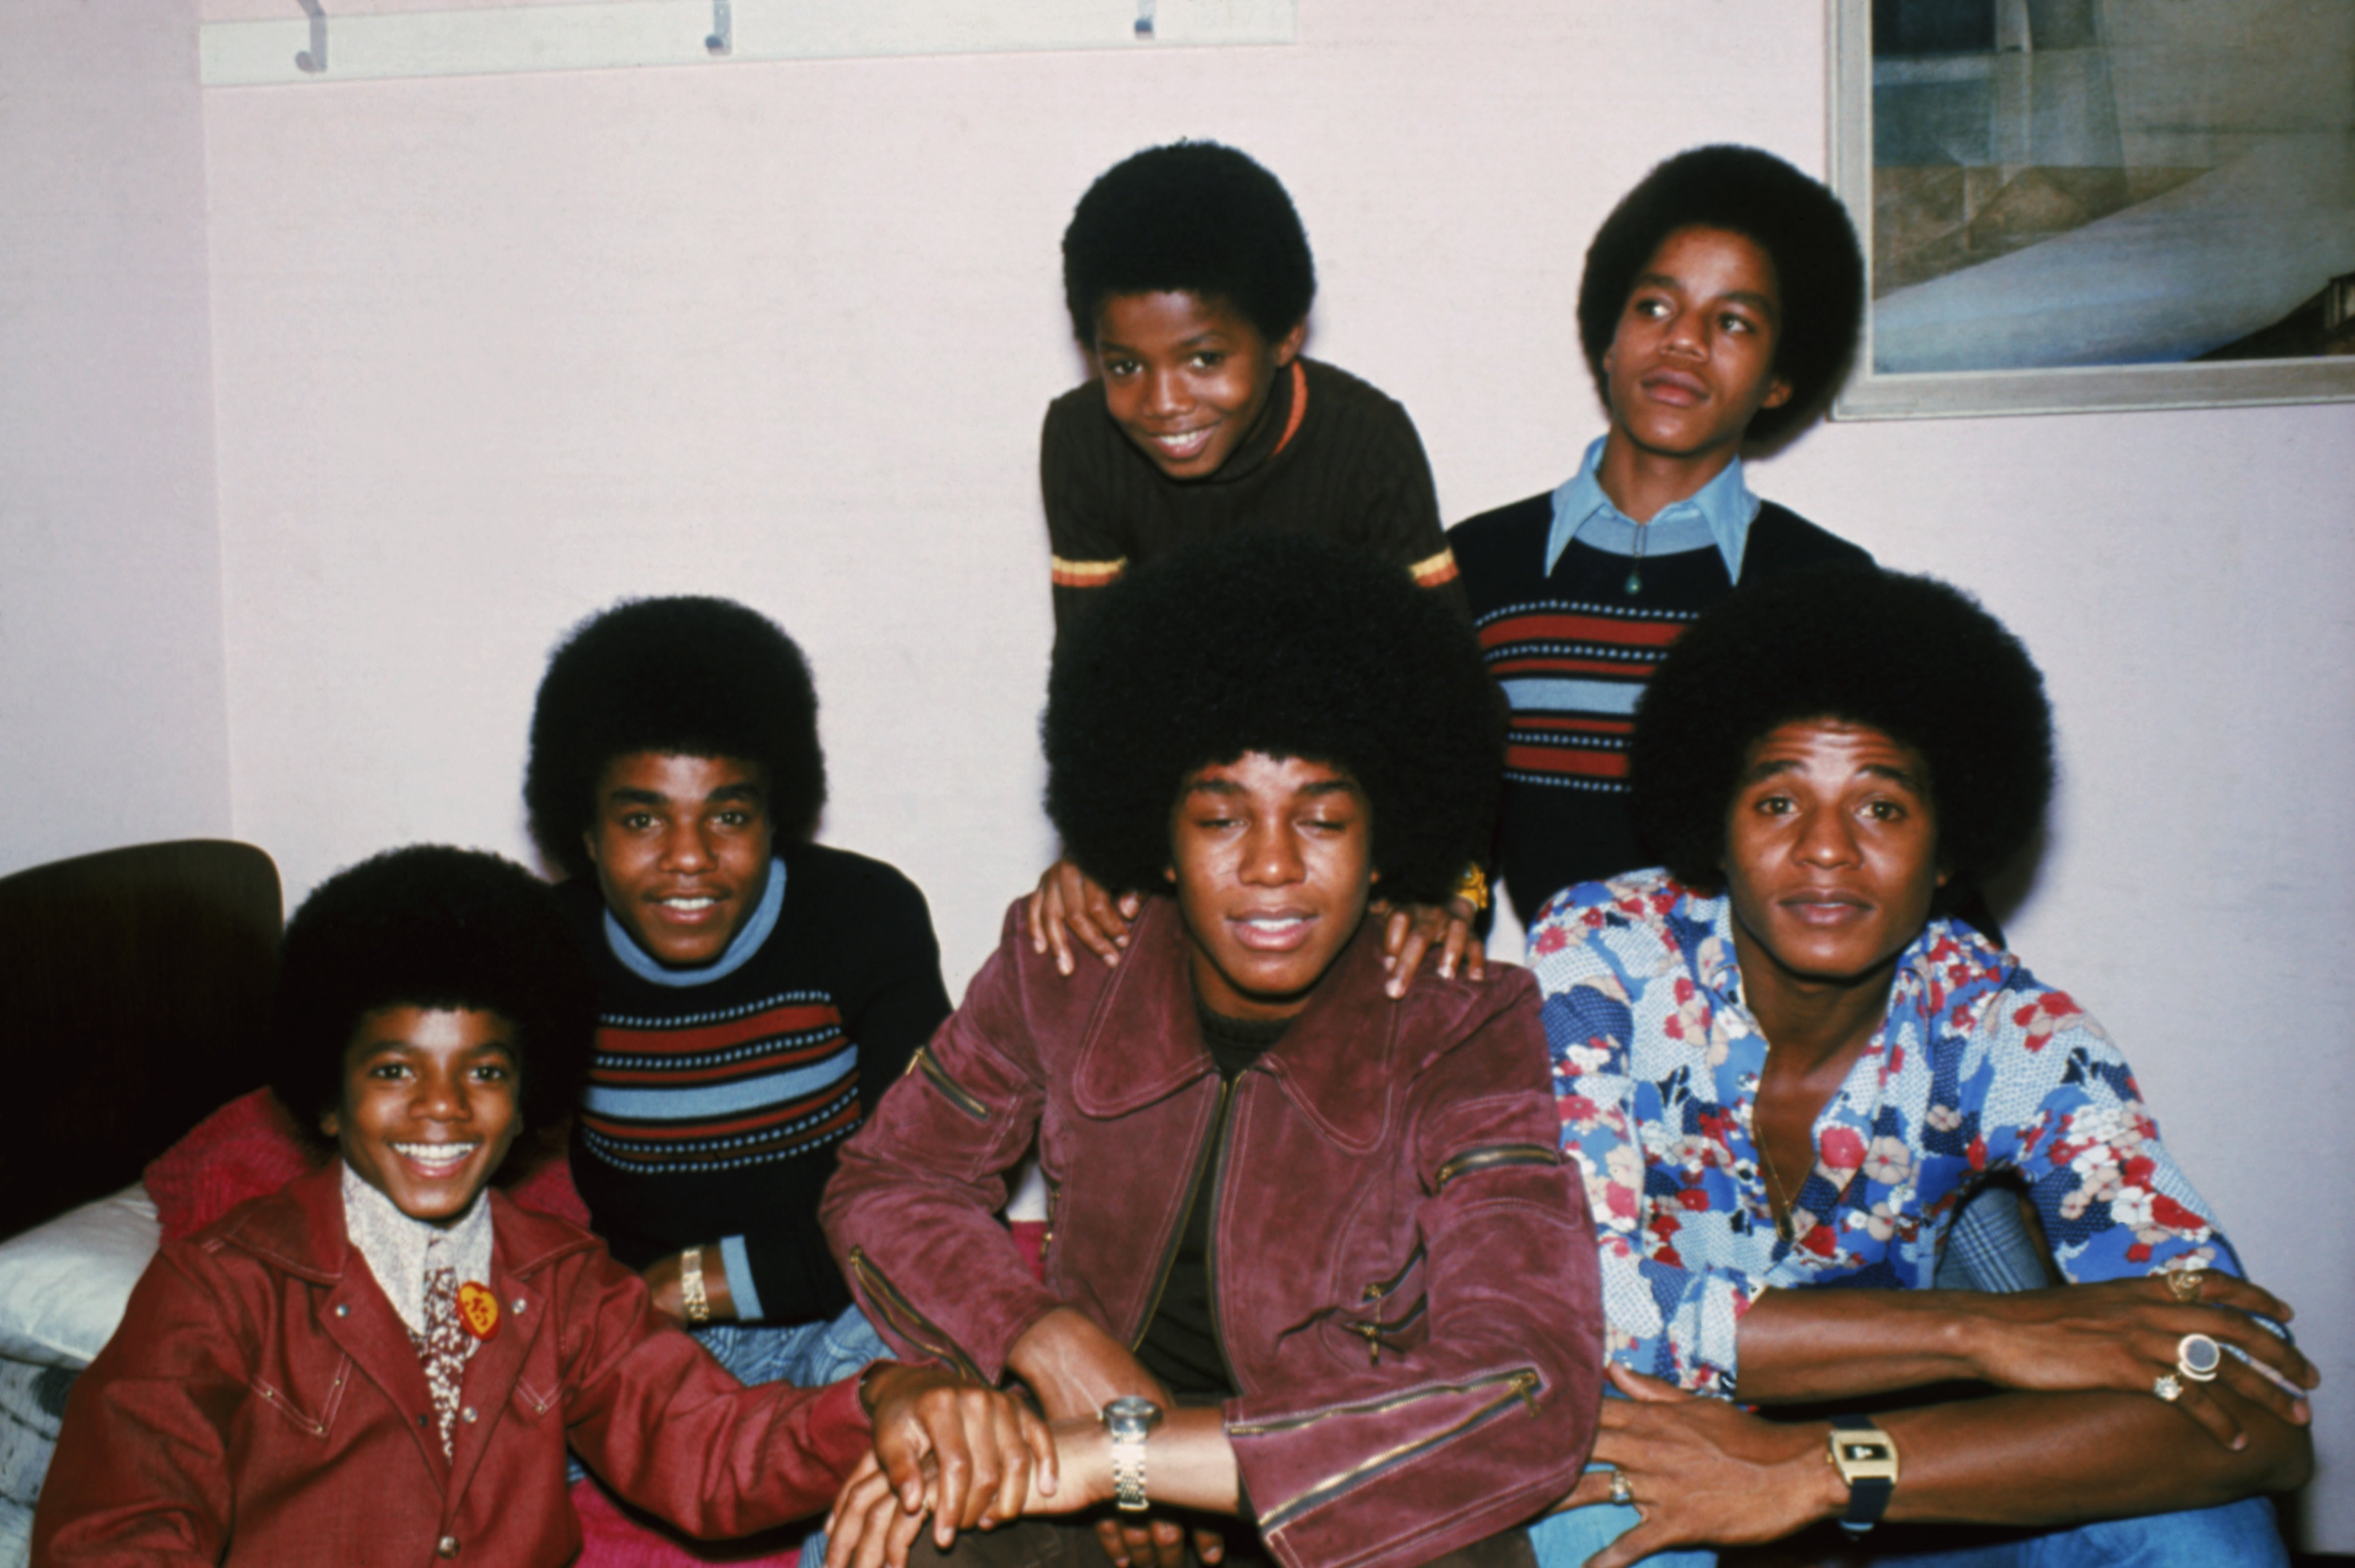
[2176,1333,2223,1382]
[2165,1268,2206,1303]
[2153,1373,2184,1402]
[1608,1469,1633,1507]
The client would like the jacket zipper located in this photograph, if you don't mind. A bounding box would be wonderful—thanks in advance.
[1236,1368,1544,1531]
[1130,1076,1229,1350]
[1201,1075,1247,1393]
[1351,1292,1427,1366]
[1434,1142,1559,1191]
[912,1045,990,1122]
[848,1246,986,1383]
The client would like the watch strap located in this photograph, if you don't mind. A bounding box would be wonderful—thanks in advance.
[1828,1415,1897,1535]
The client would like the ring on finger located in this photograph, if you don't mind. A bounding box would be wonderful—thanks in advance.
[2153,1372,2184,1402]
[2165,1268,2206,1303]
[1608,1469,1633,1507]
[2177,1332,2223,1382]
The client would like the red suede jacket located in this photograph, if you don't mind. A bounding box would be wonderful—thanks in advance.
[823,900,1602,1568]
[35,1161,872,1566]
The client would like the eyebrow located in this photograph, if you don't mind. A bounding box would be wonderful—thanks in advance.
[1634,271,1778,315]
[1739,758,1928,793]
[1181,778,1360,802]
[604,783,764,807]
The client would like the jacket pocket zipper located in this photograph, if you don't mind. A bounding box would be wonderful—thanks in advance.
[1350,1292,1428,1367]
[849,1246,986,1383]
[1235,1367,1543,1530]
[912,1045,990,1122]
[1434,1142,1559,1191]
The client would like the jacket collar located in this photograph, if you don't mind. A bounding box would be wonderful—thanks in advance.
[1069,897,1464,1157]
[210,1160,593,1487]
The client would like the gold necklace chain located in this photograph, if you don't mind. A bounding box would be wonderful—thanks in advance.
[1754,1120,1801,1242]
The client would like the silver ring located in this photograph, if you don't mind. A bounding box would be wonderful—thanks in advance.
[2165,1268,2206,1304]
[2177,1332,2222,1382]
[1608,1469,1633,1507]
[2153,1373,2184,1402]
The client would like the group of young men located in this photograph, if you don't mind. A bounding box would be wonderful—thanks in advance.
[33,139,2317,1568]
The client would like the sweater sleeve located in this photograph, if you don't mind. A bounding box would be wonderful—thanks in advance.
[731,862,954,1324]
[1042,389,1133,637]
[1314,367,1466,620]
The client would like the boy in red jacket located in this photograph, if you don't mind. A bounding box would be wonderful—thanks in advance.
[36,846,1048,1567]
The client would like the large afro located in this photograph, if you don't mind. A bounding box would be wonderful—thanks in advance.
[1044,532,1502,905]
[1062,141,1316,345]
[1628,565,2053,906]
[1578,144,1865,446]
[525,596,824,880]
[269,845,596,1144]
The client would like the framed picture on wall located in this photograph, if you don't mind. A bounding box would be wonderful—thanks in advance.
[1828,0,2355,419]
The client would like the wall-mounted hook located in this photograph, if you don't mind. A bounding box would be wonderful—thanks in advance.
[294,0,327,72]
[1134,0,1155,39]
[705,0,731,55]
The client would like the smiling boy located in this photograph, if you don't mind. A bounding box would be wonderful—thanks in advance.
[1449,146,1873,927]
[1042,141,1464,635]
[34,847,1045,1567]
[524,597,953,1388]
[825,533,1599,1568]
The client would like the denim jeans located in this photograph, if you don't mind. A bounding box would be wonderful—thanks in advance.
[1525,1495,2286,1568]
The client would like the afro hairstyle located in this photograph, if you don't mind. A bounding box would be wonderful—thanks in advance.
[1062,141,1316,346]
[525,596,824,879]
[1627,565,2053,906]
[1043,530,1503,906]
[269,845,596,1145]
[1578,144,1865,445]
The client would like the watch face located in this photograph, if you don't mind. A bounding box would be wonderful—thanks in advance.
[1104,1395,1163,1437]
[1839,1440,1881,1462]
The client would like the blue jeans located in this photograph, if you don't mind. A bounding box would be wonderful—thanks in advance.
[695,1300,891,1390]
[1525,1495,2285,1568]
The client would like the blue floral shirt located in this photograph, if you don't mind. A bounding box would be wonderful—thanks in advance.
[1529,871,2240,1396]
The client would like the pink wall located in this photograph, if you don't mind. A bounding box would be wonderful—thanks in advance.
[0,0,231,876]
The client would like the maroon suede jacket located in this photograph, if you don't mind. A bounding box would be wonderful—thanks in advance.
[823,899,1603,1568]
[36,1161,872,1566]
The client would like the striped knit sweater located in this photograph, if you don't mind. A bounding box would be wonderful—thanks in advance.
[1450,492,1870,923]
[560,843,951,1324]
[1042,355,1466,636]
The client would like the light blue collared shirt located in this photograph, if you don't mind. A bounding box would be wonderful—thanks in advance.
[1543,436,1762,582]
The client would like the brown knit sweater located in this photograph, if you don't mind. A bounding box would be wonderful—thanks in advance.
[1040,356,1466,637]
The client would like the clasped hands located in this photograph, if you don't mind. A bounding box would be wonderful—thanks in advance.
[829,1308,1230,1568]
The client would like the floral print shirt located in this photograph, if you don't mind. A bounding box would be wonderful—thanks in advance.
[1529,871,2240,1396]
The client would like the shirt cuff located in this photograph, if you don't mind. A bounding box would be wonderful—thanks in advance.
[719,1234,764,1322]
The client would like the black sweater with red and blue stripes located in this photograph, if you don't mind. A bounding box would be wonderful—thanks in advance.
[1450,494,1869,924]
[561,843,950,1324]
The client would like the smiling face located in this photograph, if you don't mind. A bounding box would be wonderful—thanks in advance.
[1166,753,1376,1021]
[1601,225,1794,471]
[325,1007,522,1227]
[1722,719,1947,1001]
[584,752,774,968]
[1091,291,1307,480]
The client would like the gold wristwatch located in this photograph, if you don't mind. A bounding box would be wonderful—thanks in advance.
[1828,1416,1898,1535]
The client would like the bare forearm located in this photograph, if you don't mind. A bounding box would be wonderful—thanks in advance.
[1731,1287,1980,1400]
[1878,1389,2313,1525]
